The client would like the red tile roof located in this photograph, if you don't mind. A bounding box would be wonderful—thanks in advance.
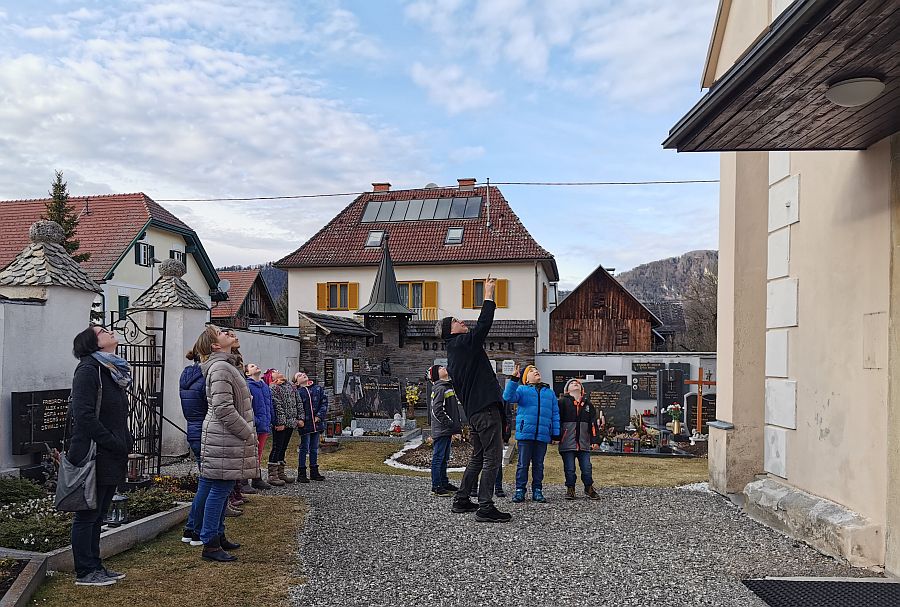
[275,186,558,279]
[0,193,194,281]
[211,269,261,318]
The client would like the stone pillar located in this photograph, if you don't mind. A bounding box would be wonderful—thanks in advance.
[887,134,900,576]
[708,152,768,494]
[161,307,210,456]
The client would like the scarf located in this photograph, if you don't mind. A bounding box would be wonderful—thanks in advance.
[91,351,133,388]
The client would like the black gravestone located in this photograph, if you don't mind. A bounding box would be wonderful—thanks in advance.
[551,370,605,395]
[582,381,631,432]
[632,361,666,373]
[343,373,403,418]
[685,393,717,434]
[604,375,628,385]
[656,369,686,425]
[668,362,691,377]
[11,390,71,455]
[631,374,657,400]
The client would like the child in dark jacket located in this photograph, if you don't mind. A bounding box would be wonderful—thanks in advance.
[295,372,328,482]
[503,363,560,503]
[558,379,601,500]
[246,363,279,489]
[428,365,462,497]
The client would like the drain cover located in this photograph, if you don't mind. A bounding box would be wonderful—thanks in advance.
[743,579,900,607]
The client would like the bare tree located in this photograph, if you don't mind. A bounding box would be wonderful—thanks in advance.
[680,263,717,351]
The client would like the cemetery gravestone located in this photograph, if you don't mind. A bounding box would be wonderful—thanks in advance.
[342,373,403,418]
[604,375,628,385]
[632,361,666,373]
[656,369,686,425]
[668,362,691,377]
[552,369,605,395]
[11,389,70,455]
[582,380,631,433]
[631,374,658,400]
[685,393,717,434]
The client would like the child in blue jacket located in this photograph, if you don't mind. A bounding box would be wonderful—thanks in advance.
[503,363,560,503]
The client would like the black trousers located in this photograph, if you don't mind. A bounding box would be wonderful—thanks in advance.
[268,427,292,463]
[457,405,504,508]
[71,483,117,577]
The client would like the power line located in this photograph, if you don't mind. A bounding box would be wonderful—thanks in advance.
[154,179,718,202]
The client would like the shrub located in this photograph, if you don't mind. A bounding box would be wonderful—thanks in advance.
[152,473,198,495]
[0,478,44,505]
[124,488,176,521]
[0,497,72,551]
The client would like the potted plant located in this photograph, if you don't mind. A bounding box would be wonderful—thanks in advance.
[664,404,684,435]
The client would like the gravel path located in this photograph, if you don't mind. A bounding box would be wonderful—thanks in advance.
[280,472,868,607]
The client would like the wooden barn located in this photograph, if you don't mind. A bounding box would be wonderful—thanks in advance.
[550,265,661,352]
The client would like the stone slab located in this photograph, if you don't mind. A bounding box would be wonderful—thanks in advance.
[765,378,797,429]
[764,425,788,478]
[0,557,46,607]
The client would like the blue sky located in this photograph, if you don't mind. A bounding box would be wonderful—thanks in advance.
[0,0,720,288]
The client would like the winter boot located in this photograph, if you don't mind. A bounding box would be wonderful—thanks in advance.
[532,488,547,503]
[309,466,325,481]
[566,486,577,500]
[239,480,257,495]
[278,462,295,484]
[297,467,310,484]
[201,536,237,562]
[511,489,526,503]
[264,464,284,487]
[219,534,241,551]
[253,473,275,490]
[585,485,600,500]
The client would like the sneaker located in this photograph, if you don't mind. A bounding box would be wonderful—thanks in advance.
[443,482,459,492]
[431,487,453,497]
[475,504,512,523]
[511,489,526,503]
[451,498,479,513]
[532,489,547,503]
[189,531,203,547]
[565,486,577,500]
[495,487,507,498]
[181,529,194,544]
[75,570,117,586]
[102,567,126,580]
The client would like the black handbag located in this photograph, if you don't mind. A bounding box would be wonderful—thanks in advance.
[55,367,101,511]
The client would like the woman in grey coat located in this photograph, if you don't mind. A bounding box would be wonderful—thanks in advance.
[192,326,259,562]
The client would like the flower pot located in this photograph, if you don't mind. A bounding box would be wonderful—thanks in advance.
[672,420,682,435]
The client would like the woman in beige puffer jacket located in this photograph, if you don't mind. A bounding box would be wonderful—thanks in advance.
[200,351,260,481]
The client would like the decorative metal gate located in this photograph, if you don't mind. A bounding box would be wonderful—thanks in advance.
[111,310,166,476]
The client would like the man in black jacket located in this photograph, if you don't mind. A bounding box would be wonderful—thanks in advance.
[438,276,511,523]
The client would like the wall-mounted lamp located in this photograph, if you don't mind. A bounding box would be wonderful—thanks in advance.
[825,77,885,107]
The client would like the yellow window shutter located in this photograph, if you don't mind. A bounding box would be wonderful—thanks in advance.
[462,280,473,309]
[316,283,327,310]
[424,281,438,308]
[496,279,509,308]
[349,282,359,309]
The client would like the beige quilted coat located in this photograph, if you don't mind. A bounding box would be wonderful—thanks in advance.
[199,352,259,480]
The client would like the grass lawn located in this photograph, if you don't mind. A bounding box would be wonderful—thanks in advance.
[32,495,306,607]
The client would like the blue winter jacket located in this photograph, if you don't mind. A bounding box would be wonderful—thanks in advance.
[246,378,274,434]
[179,363,207,444]
[297,383,328,434]
[503,379,560,444]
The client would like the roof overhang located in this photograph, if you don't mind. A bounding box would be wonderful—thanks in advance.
[665,0,899,152]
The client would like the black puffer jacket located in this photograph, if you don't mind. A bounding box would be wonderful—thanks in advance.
[67,356,133,486]
[445,300,503,418]
[557,394,600,453]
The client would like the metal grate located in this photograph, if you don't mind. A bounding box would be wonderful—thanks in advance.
[743,579,900,607]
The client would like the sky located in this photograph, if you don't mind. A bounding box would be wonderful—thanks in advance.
[0,0,721,288]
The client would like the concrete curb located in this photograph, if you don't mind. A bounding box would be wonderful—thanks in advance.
[0,557,46,607]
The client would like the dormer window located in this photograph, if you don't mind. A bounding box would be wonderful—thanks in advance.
[365,231,385,247]
[445,227,463,245]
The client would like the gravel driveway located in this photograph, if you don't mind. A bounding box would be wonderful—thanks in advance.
[284,472,868,607]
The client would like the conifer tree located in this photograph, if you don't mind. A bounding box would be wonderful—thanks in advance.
[42,171,90,263]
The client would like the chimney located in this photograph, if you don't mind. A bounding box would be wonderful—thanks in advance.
[457,178,476,191]
[372,182,391,192]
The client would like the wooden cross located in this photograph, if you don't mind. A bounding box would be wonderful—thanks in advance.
[684,367,717,434]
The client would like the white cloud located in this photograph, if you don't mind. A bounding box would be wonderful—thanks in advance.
[410,62,500,114]
[448,145,485,163]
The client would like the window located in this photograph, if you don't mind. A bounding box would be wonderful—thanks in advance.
[592,293,607,309]
[397,281,424,308]
[247,287,260,317]
[317,282,358,310]
[329,283,349,310]
[462,279,508,309]
[445,227,463,245]
[549,283,558,306]
[615,328,630,346]
[134,242,154,267]
[117,296,129,319]
[169,250,185,264]
[365,231,384,247]
[473,279,485,308]
[566,328,581,346]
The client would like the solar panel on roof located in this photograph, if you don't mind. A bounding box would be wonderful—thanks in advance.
[375,200,394,221]
[434,198,452,219]
[419,198,438,220]
[390,200,409,221]
[449,197,467,218]
[361,201,381,222]
[405,199,423,220]
[464,196,482,218]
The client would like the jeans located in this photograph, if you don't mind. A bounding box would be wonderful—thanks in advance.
[431,435,452,489]
[457,405,503,508]
[515,439,548,492]
[561,450,594,488]
[71,483,117,577]
[196,478,232,544]
[298,432,320,468]
[269,428,291,463]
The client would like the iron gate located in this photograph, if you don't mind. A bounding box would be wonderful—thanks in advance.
[112,310,166,476]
